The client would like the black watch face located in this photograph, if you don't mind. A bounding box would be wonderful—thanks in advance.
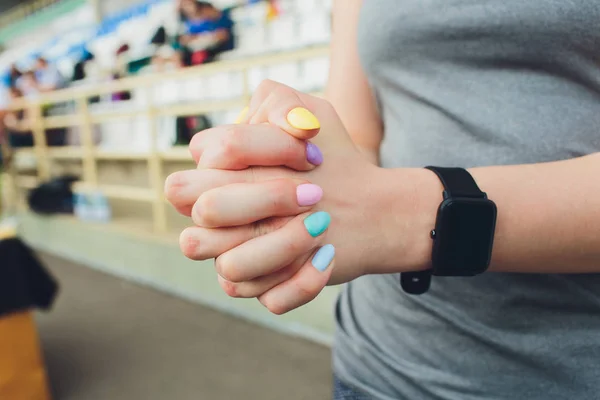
[432,198,497,276]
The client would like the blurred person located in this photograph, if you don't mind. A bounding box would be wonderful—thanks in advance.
[177,0,235,65]
[165,1,600,400]
[3,86,33,148]
[72,50,96,82]
[34,57,65,92]
[111,44,132,102]
[150,25,168,47]
[15,71,39,98]
[147,26,184,73]
[149,45,184,73]
[114,44,131,78]
[4,85,66,148]
[18,61,68,146]
[0,76,10,166]
[72,50,103,104]
[7,64,22,88]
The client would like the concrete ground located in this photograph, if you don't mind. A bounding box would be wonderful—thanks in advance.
[36,254,332,400]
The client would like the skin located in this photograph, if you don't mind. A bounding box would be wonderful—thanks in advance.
[326,0,382,165]
[164,0,600,315]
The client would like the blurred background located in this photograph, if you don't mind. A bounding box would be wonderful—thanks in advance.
[0,1,334,399]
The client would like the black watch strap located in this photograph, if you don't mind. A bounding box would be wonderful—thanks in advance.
[424,167,486,199]
[400,166,484,295]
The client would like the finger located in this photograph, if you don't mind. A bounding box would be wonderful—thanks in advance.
[217,261,303,299]
[258,244,335,315]
[179,217,291,261]
[248,79,329,121]
[248,80,321,140]
[165,169,251,217]
[215,211,331,283]
[233,79,286,124]
[192,179,323,228]
[189,124,321,170]
[242,79,280,122]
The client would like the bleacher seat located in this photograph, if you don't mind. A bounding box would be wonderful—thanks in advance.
[2,0,333,153]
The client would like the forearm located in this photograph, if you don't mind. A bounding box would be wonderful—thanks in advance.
[356,145,379,165]
[380,153,600,274]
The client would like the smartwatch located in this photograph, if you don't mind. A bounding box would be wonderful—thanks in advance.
[400,167,497,295]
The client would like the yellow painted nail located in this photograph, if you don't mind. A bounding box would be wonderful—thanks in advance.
[235,106,249,124]
[287,107,320,130]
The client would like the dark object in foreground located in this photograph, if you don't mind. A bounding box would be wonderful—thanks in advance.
[28,175,79,215]
[0,238,58,315]
[0,237,58,399]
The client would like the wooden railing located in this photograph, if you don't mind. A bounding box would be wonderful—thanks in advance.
[3,45,329,233]
[0,0,62,30]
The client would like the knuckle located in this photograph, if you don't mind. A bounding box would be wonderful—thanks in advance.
[281,237,303,255]
[252,220,268,240]
[261,298,287,315]
[252,216,288,238]
[219,278,239,298]
[257,79,278,92]
[224,125,246,142]
[246,166,259,184]
[179,228,201,260]
[280,136,301,161]
[294,280,320,303]
[218,126,245,159]
[272,83,294,98]
[245,165,271,184]
[215,255,243,283]
[315,97,336,115]
[267,179,294,213]
[189,128,213,159]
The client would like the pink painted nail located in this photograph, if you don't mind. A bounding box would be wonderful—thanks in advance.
[296,184,323,207]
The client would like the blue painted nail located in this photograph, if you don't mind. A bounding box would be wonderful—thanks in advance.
[303,211,331,237]
[312,244,335,272]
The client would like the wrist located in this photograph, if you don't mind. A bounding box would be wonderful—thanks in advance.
[372,167,443,274]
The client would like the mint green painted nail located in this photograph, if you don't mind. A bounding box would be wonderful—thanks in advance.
[303,211,331,237]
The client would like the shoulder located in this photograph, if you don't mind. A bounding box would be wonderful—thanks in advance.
[217,11,234,28]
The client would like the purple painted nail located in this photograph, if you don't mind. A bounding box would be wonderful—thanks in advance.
[306,142,323,166]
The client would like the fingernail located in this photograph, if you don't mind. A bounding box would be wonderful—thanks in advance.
[287,107,320,130]
[306,142,323,165]
[296,184,323,207]
[312,244,335,272]
[303,211,331,238]
[235,106,249,124]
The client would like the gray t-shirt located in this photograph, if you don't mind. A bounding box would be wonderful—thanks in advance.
[333,1,600,399]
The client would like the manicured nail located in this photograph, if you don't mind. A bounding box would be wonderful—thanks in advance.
[235,106,249,124]
[303,211,331,238]
[287,107,320,130]
[312,244,335,272]
[306,142,323,165]
[296,184,323,207]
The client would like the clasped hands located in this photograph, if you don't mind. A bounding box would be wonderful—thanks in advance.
[165,80,431,314]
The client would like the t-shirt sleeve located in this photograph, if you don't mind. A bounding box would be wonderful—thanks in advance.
[216,13,234,31]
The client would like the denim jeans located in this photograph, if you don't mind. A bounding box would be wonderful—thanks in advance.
[333,375,371,400]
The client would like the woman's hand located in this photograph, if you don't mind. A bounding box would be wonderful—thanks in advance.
[165,81,431,313]
[179,34,192,45]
